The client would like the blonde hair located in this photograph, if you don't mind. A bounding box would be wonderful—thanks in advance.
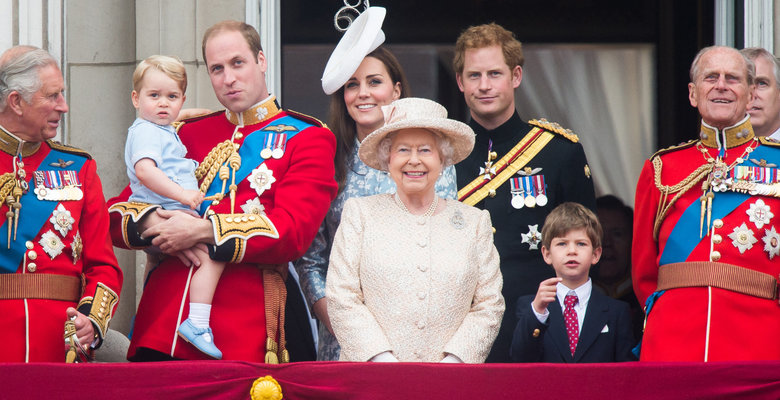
[453,23,524,75]
[132,55,187,93]
[541,202,602,249]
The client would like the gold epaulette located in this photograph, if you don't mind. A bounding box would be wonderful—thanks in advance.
[528,118,578,143]
[78,283,119,340]
[174,110,225,133]
[209,213,279,246]
[759,136,780,147]
[649,139,698,159]
[287,110,327,129]
[46,141,92,159]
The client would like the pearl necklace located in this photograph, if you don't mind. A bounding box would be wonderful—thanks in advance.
[394,193,439,217]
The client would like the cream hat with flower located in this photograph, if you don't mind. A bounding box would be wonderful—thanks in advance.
[358,97,475,171]
[321,7,386,95]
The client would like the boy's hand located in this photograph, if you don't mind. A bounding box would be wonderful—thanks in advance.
[532,277,562,314]
[179,189,204,209]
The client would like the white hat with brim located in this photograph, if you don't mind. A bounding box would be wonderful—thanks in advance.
[321,7,386,95]
[359,98,475,171]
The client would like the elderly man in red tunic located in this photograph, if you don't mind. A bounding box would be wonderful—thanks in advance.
[633,45,780,361]
[0,46,122,362]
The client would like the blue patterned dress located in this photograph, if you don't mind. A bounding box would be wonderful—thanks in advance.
[295,139,457,360]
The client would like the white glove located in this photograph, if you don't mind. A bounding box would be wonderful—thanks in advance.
[440,354,464,363]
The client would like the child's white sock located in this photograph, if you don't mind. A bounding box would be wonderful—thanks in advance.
[188,303,211,329]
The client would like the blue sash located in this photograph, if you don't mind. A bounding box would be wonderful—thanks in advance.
[0,147,87,273]
[199,116,312,214]
[659,145,778,265]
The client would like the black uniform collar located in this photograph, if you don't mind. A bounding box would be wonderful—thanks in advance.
[469,112,528,148]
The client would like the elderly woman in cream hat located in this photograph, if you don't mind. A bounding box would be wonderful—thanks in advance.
[326,97,504,363]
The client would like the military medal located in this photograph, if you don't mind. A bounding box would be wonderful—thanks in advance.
[271,133,287,159]
[248,164,276,197]
[728,222,757,254]
[523,176,536,208]
[510,177,524,209]
[479,139,497,181]
[260,133,274,159]
[534,175,548,207]
[50,204,75,236]
[33,170,83,201]
[521,224,542,250]
[746,199,773,229]
[762,226,780,259]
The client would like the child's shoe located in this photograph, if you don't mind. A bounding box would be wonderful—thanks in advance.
[177,318,223,359]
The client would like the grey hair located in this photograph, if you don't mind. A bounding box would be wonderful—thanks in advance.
[689,45,755,86]
[0,47,57,111]
[375,129,455,171]
[740,47,780,88]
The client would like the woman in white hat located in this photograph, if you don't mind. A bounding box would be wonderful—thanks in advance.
[326,97,504,363]
[295,7,456,361]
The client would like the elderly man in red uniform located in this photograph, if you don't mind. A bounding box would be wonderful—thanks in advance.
[633,45,780,361]
[109,21,337,361]
[0,46,122,362]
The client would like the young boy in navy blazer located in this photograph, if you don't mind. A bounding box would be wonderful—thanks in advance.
[510,202,636,362]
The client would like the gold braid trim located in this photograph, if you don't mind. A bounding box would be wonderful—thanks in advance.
[194,140,235,193]
[651,156,712,240]
[0,173,16,207]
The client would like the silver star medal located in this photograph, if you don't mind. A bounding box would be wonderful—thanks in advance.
[747,199,773,229]
[727,223,758,254]
[40,230,65,259]
[521,224,542,250]
[480,161,496,181]
[762,226,780,260]
[241,197,266,215]
[248,164,276,197]
[50,204,75,236]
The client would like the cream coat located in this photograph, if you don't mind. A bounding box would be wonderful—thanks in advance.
[326,194,504,363]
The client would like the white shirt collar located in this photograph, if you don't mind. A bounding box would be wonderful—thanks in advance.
[557,279,592,309]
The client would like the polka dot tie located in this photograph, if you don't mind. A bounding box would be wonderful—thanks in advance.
[564,292,579,357]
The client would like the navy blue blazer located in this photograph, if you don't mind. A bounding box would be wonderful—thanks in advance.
[510,290,636,363]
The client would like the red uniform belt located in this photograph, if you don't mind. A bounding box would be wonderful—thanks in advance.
[658,262,778,300]
[0,274,81,302]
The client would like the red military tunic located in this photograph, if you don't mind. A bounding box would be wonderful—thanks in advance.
[633,117,780,361]
[109,97,337,361]
[0,128,122,362]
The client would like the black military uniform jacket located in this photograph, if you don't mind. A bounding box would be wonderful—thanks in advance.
[455,112,596,362]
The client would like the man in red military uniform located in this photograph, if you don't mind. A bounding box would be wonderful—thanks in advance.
[633,45,780,361]
[0,46,122,362]
[109,21,337,361]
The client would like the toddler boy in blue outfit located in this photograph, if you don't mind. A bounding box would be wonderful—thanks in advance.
[125,55,224,359]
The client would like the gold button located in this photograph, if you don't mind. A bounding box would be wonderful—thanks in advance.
[27,262,37,272]
[226,217,233,223]
[27,251,37,260]
[492,227,496,234]
[713,219,724,229]
[248,215,256,221]
[533,329,541,338]
[234,132,244,140]
[100,307,105,313]
[488,189,496,198]
[207,210,216,216]
[241,216,248,222]
[711,251,721,261]
[25,241,33,250]
[712,234,722,244]
[100,302,106,307]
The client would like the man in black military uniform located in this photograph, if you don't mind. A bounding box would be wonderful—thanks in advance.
[453,23,597,362]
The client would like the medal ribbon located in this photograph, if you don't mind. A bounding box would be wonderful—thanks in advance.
[0,148,86,273]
